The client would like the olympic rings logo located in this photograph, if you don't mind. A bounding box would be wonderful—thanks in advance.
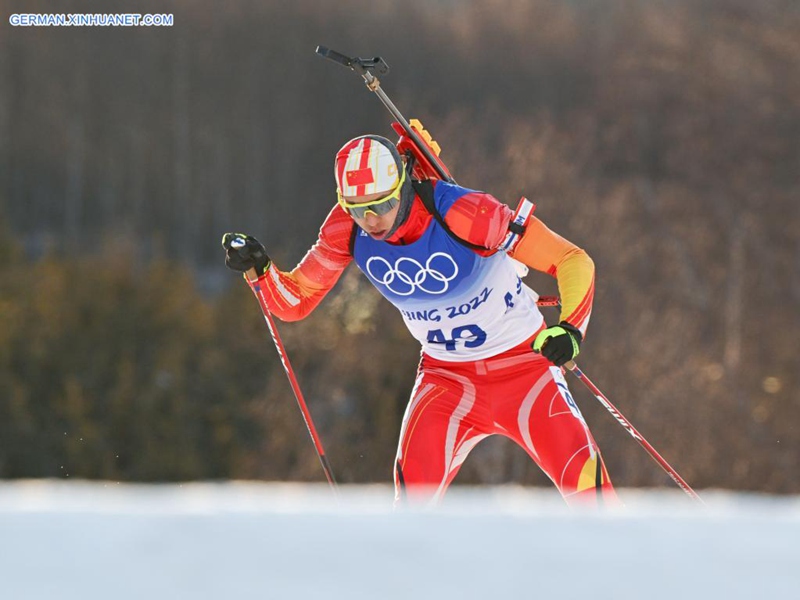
[366,252,459,296]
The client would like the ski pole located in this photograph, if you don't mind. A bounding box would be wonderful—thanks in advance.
[534,295,560,308]
[245,269,338,493]
[316,46,456,184]
[564,360,703,503]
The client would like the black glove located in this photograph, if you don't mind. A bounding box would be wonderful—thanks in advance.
[532,321,582,367]
[221,233,271,277]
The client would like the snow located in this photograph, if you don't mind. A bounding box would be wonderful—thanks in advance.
[0,481,797,599]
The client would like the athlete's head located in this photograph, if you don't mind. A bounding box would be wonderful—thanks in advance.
[335,134,414,240]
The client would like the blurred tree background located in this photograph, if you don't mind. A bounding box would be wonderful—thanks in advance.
[0,0,797,492]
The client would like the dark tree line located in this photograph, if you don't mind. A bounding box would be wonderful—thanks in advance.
[0,0,798,492]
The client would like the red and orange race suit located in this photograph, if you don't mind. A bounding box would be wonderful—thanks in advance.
[254,181,616,506]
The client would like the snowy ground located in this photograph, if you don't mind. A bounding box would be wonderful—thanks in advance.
[0,481,797,599]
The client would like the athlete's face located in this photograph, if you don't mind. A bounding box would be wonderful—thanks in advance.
[344,190,401,240]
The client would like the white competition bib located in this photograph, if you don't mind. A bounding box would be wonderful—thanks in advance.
[353,183,543,361]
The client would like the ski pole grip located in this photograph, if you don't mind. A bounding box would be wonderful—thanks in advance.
[316,46,353,68]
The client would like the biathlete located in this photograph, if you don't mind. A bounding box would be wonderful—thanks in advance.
[223,134,617,506]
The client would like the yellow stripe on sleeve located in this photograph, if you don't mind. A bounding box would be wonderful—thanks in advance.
[510,216,595,335]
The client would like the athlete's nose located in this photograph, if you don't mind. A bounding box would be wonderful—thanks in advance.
[364,212,380,228]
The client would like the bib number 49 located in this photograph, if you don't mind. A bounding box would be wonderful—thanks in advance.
[427,324,487,351]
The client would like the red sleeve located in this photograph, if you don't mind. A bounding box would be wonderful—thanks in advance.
[254,205,353,321]
[442,185,595,336]
[442,190,514,252]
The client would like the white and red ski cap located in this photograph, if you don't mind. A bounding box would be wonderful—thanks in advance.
[334,135,402,199]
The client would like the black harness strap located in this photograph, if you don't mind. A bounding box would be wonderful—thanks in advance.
[411,179,487,252]
[348,220,358,256]
[508,221,525,236]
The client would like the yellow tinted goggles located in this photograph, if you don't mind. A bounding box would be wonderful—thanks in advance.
[337,168,406,219]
